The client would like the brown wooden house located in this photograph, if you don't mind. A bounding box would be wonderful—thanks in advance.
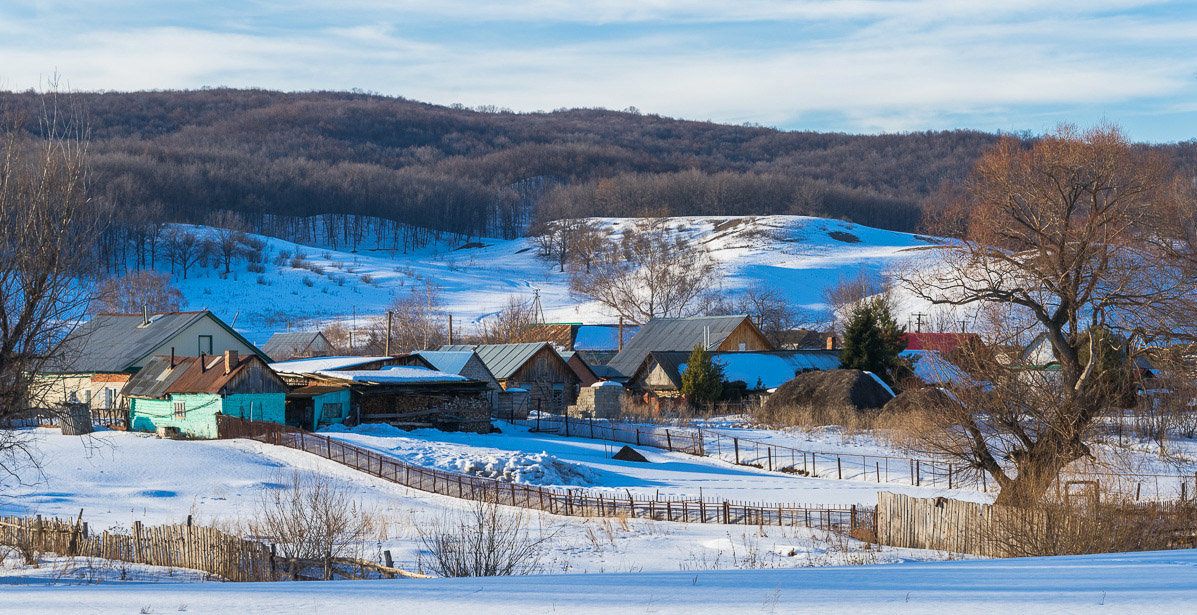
[606,315,774,379]
[441,342,581,413]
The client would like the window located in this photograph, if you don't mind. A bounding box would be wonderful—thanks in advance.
[321,402,343,419]
[173,401,187,418]
[103,388,115,410]
[738,342,747,351]
[198,335,213,355]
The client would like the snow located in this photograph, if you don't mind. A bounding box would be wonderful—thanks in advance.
[160,215,937,342]
[315,366,467,383]
[592,380,623,388]
[413,350,475,375]
[1,428,940,582]
[901,349,976,387]
[268,356,391,373]
[321,421,974,506]
[864,370,897,398]
[5,549,1196,614]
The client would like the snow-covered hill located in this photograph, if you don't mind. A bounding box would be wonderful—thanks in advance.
[166,215,941,343]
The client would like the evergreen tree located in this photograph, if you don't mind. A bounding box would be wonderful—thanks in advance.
[681,344,724,404]
[839,298,907,385]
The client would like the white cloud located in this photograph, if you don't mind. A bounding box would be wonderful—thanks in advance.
[0,1,1194,138]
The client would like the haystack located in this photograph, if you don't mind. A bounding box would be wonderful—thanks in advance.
[764,369,894,412]
[882,386,959,415]
[612,445,649,463]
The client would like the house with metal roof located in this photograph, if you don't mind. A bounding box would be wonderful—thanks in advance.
[262,331,335,362]
[627,350,841,396]
[606,315,774,379]
[39,311,269,414]
[123,350,288,438]
[440,342,581,413]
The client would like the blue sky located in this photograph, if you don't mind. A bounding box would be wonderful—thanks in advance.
[2,1,1195,142]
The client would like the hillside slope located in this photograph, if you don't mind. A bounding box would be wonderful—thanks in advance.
[166,215,936,342]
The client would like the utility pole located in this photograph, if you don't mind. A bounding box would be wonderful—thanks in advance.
[912,312,927,333]
[385,311,393,356]
[448,314,454,345]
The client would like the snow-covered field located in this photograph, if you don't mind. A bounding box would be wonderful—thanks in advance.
[1,428,939,579]
[168,215,939,342]
[4,549,1195,614]
[319,421,974,506]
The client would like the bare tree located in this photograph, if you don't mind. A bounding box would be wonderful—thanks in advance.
[366,283,448,352]
[162,227,208,279]
[93,270,184,314]
[206,210,250,274]
[902,125,1197,506]
[477,295,538,344]
[0,95,108,456]
[699,284,810,347]
[569,218,718,323]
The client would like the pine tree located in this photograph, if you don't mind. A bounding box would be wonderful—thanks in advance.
[681,344,724,404]
[839,298,907,385]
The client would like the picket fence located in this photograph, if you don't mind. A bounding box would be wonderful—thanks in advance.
[217,416,863,531]
[0,514,271,581]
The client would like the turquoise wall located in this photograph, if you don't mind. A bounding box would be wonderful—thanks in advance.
[130,392,286,438]
[313,389,351,429]
[129,393,222,439]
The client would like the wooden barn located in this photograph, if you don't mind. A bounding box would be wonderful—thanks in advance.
[440,342,581,413]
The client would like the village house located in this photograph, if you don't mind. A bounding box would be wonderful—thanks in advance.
[440,342,581,413]
[270,356,492,433]
[122,350,289,439]
[606,315,774,380]
[626,350,841,398]
[38,311,269,414]
[261,331,335,362]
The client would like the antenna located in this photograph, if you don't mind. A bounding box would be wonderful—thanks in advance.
[532,289,545,324]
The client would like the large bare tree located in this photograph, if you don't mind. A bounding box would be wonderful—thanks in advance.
[569,218,718,323]
[0,99,107,441]
[904,125,1197,506]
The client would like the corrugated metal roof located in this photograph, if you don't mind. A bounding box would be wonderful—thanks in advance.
[414,351,477,375]
[122,353,279,398]
[607,315,759,378]
[439,342,554,379]
[48,312,209,373]
[262,331,329,361]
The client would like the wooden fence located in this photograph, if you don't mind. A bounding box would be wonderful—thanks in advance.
[2,407,128,430]
[510,414,1197,502]
[0,514,272,581]
[218,415,862,531]
[875,492,1197,558]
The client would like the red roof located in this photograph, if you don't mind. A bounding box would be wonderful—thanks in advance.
[902,332,979,353]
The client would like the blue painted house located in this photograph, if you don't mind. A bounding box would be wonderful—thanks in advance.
[122,350,289,438]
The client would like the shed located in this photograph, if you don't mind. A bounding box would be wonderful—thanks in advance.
[262,331,335,362]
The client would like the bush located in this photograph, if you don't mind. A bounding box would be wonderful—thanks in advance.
[249,472,379,566]
[417,496,556,577]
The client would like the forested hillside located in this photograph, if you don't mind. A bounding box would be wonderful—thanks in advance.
[0,89,1006,240]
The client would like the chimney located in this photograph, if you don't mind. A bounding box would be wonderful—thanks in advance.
[200,352,206,372]
[224,350,238,375]
[826,335,836,351]
[142,305,149,326]
[170,347,175,368]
